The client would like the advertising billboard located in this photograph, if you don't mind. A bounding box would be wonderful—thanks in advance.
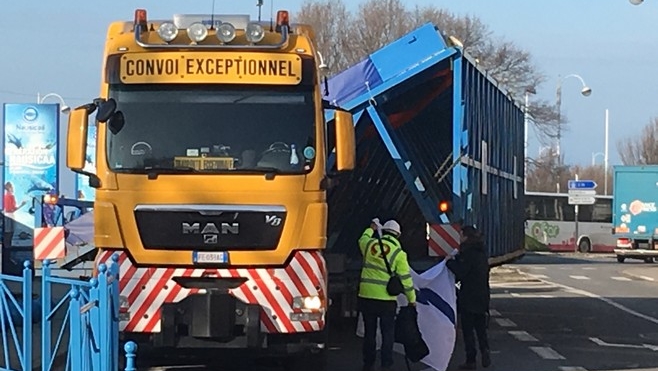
[2,103,59,256]
[76,123,97,200]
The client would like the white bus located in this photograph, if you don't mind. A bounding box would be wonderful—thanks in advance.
[525,191,615,253]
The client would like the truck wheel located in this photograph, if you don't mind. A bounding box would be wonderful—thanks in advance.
[644,257,654,263]
[578,239,592,253]
[285,349,327,371]
[617,256,625,263]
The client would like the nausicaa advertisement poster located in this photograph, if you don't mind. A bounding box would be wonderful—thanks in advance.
[2,103,59,251]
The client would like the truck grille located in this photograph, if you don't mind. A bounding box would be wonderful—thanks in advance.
[134,205,286,250]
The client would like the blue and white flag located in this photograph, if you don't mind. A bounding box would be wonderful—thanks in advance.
[410,260,457,371]
[356,260,457,371]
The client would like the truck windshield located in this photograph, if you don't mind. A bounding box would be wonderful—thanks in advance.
[106,84,317,174]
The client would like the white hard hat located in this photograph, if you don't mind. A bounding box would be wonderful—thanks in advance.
[382,220,401,236]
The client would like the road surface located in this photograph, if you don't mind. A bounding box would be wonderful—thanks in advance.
[133,252,658,371]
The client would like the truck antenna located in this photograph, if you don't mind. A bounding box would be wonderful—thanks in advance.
[257,0,263,22]
[210,0,217,30]
[269,0,274,32]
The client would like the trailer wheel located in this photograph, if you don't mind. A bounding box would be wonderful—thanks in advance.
[616,256,625,263]
[644,257,654,263]
[578,238,591,253]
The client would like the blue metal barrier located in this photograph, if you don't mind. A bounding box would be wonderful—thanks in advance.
[0,262,33,371]
[0,253,129,371]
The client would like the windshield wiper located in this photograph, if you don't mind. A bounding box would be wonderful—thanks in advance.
[229,167,282,180]
[144,166,198,180]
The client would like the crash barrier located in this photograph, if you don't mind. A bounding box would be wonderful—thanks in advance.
[0,254,135,371]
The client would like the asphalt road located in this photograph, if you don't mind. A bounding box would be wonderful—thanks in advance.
[6,252,658,371]
[134,252,658,371]
[490,252,658,371]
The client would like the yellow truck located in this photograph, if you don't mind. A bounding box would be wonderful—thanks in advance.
[65,7,355,368]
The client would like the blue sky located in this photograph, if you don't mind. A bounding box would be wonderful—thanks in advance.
[1,0,657,195]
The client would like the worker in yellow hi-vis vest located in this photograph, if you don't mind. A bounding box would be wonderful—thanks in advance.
[358,218,416,371]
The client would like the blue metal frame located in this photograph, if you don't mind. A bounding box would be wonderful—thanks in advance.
[0,254,127,371]
[365,105,444,224]
[0,261,32,371]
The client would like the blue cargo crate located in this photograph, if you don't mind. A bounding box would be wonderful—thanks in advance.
[324,23,524,264]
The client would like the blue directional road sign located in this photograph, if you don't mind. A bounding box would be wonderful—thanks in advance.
[568,180,597,190]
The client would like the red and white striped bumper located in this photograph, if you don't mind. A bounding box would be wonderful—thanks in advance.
[96,250,327,335]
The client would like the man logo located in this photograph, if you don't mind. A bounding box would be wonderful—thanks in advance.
[204,234,218,244]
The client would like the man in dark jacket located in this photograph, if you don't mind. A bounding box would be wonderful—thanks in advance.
[446,225,491,369]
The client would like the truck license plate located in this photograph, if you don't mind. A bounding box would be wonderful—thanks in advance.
[193,251,228,264]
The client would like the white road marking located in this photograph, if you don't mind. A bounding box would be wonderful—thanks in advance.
[529,266,547,270]
[590,337,658,351]
[489,309,501,317]
[530,274,549,279]
[582,267,597,270]
[559,267,573,270]
[639,275,656,282]
[611,276,632,281]
[508,330,538,342]
[510,293,554,298]
[529,346,565,360]
[537,279,658,326]
[569,275,590,280]
[559,367,588,371]
[494,318,517,327]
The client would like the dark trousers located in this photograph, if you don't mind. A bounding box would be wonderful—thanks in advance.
[359,297,397,369]
[460,311,489,362]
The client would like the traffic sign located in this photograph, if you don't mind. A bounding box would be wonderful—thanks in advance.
[568,180,597,190]
[568,189,596,196]
[569,195,596,205]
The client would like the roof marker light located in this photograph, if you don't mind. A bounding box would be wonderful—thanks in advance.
[246,22,265,43]
[157,22,179,42]
[216,23,236,43]
[187,22,208,43]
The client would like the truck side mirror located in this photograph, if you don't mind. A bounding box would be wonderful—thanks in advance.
[67,106,89,171]
[334,110,356,172]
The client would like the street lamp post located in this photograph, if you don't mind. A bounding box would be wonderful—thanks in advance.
[555,74,592,163]
[592,152,604,166]
[524,87,537,191]
[629,0,644,5]
[37,93,70,113]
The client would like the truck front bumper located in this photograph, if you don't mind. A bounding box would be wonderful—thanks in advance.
[614,248,658,257]
[145,291,325,352]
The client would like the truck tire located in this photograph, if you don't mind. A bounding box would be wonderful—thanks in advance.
[616,256,625,263]
[644,257,654,263]
[578,239,591,253]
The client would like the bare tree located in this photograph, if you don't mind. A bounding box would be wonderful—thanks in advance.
[618,118,658,165]
[296,1,564,153]
[526,100,565,147]
[296,0,352,74]
[345,0,414,66]
[568,165,613,195]
[526,148,570,193]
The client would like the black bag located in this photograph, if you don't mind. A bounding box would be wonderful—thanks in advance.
[395,306,430,363]
[377,236,404,296]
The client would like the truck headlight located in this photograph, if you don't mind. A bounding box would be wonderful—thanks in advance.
[293,295,323,310]
[216,23,236,43]
[157,22,178,42]
[187,22,208,43]
[245,22,265,43]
